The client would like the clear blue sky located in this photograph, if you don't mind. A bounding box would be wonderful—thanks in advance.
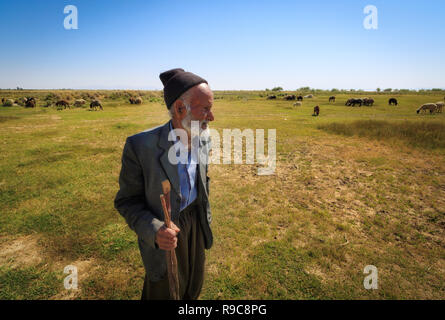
[0,0,444,90]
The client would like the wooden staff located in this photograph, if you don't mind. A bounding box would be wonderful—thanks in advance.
[160,180,180,300]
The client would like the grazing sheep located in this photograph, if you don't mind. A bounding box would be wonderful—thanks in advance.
[3,99,14,107]
[389,98,398,106]
[297,95,303,101]
[312,105,320,116]
[363,98,374,106]
[304,94,314,98]
[90,100,103,111]
[135,97,143,104]
[329,96,335,103]
[55,100,70,109]
[284,95,296,101]
[74,99,86,107]
[15,97,27,106]
[26,97,36,105]
[434,101,444,113]
[267,95,277,100]
[417,103,437,114]
[25,99,36,108]
[293,101,302,107]
[129,97,136,104]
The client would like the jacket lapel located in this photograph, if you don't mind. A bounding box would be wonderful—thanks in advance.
[158,120,181,197]
[198,135,210,198]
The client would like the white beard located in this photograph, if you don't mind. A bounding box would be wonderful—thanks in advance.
[181,110,209,136]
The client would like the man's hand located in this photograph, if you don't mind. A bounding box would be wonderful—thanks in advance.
[155,222,180,250]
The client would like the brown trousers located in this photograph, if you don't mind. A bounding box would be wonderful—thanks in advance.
[141,200,206,300]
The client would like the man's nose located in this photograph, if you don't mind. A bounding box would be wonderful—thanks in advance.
[207,111,214,121]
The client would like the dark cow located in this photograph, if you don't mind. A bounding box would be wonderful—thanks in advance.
[346,98,363,107]
[389,98,398,106]
[1,98,5,104]
[55,100,70,109]
[345,99,363,107]
[90,100,103,111]
[363,98,374,106]
[329,96,335,103]
[312,105,320,116]
[284,95,296,100]
[297,95,303,101]
[129,97,136,104]
[267,95,277,100]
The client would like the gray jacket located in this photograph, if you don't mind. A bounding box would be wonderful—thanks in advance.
[114,120,213,281]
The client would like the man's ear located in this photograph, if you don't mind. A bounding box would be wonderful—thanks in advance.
[173,100,185,117]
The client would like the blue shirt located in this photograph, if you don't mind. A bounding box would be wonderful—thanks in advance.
[169,122,198,211]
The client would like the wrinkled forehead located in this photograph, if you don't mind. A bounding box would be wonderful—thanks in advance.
[190,85,213,108]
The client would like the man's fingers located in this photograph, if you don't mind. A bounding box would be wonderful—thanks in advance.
[157,237,178,250]
[155,223,180,250]
[170,222,180,233]
[165,227,178,237]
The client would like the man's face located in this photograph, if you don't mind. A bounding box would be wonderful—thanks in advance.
[179,85,214,135]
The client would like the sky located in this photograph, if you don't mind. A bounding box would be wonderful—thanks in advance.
[0,0,444,90]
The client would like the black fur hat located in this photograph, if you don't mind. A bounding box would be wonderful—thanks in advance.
[159,68,208,109]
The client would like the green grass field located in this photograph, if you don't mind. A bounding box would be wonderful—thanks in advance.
[0,91,444,299]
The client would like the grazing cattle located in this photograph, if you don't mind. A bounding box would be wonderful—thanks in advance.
[297,95,303,101]
[267,95,277,100]
[389,98,398,106]
[135,97,143,104]
[284,95,296,100]
[74,99,86,107]
[417,103,437,114]
[293,101,302,107]
[55,100,70,109]
[312,105,320,116]
[329,96,335,103]
[351,99,363,107]
[90,100,103,111]
[434,101,444,113]
[363,98,374,106]
[346,98,363,107]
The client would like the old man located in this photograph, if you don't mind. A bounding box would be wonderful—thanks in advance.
[114,68,214,299]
